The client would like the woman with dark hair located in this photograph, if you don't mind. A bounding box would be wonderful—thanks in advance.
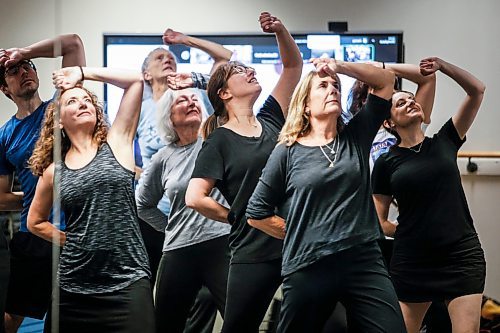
[136,88,230,333]
[371,57,486,333]
[27,67,153,332]
[348,63,436,235]
[185,12,302,332]
[246,58,406,332]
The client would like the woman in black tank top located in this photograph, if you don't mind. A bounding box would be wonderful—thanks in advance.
[27,67,154,333]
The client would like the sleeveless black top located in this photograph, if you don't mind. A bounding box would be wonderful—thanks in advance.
[59,143,150,293]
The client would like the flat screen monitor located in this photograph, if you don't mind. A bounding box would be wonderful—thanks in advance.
[104,32,403,121]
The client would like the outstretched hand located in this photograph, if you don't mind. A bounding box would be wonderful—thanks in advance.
[420,57,441,76]
[0,48,24,68]
[310,57,340,78]
[52,66,83,90]
[162,29,188,45]
[166,72,194,90]
[259,12,284,34]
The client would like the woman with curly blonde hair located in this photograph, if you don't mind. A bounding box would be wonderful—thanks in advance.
[247,59,406,332]
[27,66,154,333]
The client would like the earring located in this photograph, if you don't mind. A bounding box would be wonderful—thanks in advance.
[61,129,66,139]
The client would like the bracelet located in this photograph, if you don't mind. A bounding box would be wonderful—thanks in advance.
[79,66,84,81]
[382,62,386,69]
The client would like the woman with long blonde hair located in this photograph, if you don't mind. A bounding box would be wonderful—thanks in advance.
[27,66,153,332]
[246,59,406,332]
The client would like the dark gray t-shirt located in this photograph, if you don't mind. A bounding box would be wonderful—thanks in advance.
[246,94,391,276]
[59,143,150,293]
[136,137,230,251]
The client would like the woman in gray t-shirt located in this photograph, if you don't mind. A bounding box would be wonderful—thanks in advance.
[136,88,231,332]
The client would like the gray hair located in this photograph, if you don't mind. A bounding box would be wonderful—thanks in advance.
[156,88,209,143]
[141,47,179,86]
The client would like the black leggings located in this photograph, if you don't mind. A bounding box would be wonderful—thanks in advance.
[278,241,406,333]
[222,258,282,333]
[155,236,230,333]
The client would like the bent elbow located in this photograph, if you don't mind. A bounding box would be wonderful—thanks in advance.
[247,218,257,227]
[184,193,198,210]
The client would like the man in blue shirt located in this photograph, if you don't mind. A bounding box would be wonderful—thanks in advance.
[0,34,85,333]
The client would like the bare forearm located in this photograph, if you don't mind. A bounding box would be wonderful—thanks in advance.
[437,59,485,96]
[0,192,23,211]
[82,67,143,89]
[21,34,85,65]
[185,36,232,63]
[248,215,285,239]
[187,197,229,224]
[29,221,66,247]
[275,28,302,69]
[380,219,397,237]
[386,63,435,86]
[337,61,394,91]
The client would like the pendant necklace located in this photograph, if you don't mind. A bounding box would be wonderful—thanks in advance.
[319,135,340,168]
[408,139,424,153]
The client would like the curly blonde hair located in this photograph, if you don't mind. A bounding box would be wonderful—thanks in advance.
[278,70,344,146]
[29,87,109,176]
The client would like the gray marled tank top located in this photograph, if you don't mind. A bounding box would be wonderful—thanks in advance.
[58,143,150,293]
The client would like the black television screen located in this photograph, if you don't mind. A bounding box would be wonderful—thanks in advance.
[104,32,403,121]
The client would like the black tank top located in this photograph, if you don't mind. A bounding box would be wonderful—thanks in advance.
[59,143,150,293]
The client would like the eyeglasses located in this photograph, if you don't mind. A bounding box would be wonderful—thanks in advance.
[232,65,257,76]
[3,60,36,77]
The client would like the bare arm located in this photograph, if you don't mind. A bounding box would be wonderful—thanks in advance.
[372,194,397,237]
[163,29,232,74]
[185,178,229,224]
[259,12,302,116]
[0,34,85,68]
[53,66,143,168]
[248,216,285,239]
[385,63,436,124]
[420,57,485,139]
[313,59,395,100]
[27,164,66,246]
[0,173,23,211]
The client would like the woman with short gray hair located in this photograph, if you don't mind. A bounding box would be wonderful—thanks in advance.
[136,88,230,333]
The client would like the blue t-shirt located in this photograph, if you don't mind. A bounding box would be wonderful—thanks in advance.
[0,101,64,231]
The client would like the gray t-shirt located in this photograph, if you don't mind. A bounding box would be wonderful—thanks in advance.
[136,137,230,252]
[246,94,391,276]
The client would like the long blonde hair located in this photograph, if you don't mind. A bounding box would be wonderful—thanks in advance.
[29,87,109,176]
[278,71,344,146]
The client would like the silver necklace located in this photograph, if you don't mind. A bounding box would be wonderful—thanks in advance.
[319,135,340,168]
[408,139,424,153]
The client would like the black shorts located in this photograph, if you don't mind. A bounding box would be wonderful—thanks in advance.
[5,232,54,319]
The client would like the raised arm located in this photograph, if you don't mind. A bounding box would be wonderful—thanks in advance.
[136,155,168,232]
[27,164,66,246]
[313,58,395,100]
[53,66,143,145]
[163,29,232,74]
[420,57,485,139]
[372,194,397,237]
[259,12,302,116]
[385,63,436,124]
[0,34,85,68]
[0,174,23,211]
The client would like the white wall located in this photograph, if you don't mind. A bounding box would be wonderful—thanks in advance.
[1,0,499,297]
